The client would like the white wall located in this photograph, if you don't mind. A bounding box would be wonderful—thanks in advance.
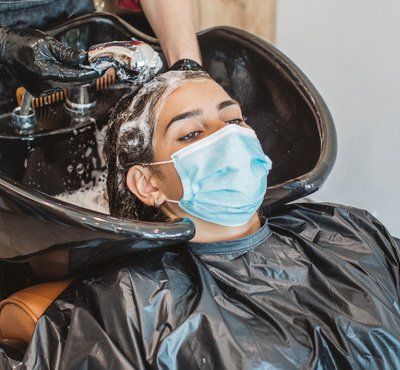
[276,1,400,236]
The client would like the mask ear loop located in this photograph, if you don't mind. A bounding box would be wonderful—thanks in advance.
[140,159,173,166]
[165,199,179,204]
[117,159,173,170]
[138,159,181,204]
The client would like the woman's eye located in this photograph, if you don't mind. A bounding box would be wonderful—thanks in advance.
[227,118,245,125]
[177,118,245,141]
[178,130,203,141]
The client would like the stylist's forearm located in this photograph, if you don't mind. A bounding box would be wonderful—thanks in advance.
[140,0,202,66]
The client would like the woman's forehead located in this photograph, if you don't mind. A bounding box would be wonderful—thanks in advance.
[156,79,231,126]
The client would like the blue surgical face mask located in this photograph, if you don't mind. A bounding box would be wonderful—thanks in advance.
[145,124,272,226]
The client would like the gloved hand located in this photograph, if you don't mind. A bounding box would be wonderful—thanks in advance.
[88,40,163,85]
[0,28,101,96]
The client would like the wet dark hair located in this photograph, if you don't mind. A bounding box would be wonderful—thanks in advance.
[103,70,213,221]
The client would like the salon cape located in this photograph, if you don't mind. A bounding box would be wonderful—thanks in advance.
[2,202,400,370]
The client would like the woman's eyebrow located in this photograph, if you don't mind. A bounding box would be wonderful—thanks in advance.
[218,99,240,110]
[165,109,203,132]
[165,99,240,132]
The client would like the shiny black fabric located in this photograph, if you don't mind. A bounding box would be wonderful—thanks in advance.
[1,202,400,369]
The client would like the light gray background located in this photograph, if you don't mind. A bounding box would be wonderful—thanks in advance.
[276,1,399,236]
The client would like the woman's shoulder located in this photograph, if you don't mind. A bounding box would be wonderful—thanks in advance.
[268,201,391,238]
[269,201,377,222]
[267,201,399,268]
[78,247,198,297]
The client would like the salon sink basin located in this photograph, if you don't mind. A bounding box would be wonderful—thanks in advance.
[0,13,337,277]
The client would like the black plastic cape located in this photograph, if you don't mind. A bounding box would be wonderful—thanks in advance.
[1,202,400,369]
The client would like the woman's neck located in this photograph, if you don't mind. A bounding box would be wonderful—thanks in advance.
[189,213,262,243]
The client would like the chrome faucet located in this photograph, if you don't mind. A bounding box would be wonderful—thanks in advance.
[11,90,37,133]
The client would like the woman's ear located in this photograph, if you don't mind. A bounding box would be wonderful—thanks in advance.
[126,165,164,207]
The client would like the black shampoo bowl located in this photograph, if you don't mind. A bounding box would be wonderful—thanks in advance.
[0,13,337,265]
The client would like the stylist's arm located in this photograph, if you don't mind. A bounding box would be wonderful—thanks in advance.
[140,0,202,68]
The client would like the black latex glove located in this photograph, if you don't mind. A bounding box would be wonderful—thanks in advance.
[0,28,101,96]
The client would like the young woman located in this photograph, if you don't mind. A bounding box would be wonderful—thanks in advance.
[104,69,272,242]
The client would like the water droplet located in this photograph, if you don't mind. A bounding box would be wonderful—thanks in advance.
[76,163,84,175]
[85,147,93,157]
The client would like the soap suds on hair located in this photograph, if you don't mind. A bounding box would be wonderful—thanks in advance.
[117,70,211,149]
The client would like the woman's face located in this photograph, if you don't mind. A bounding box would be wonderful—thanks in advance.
[127,78,251,219]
